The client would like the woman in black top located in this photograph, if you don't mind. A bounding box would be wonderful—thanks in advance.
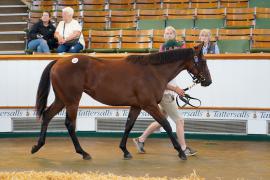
[27,11,57,53]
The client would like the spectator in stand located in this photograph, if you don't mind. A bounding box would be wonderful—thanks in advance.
[27,11,57,53]
[159,26,186,51]
[199,29,220,54]
[54,7,85,53]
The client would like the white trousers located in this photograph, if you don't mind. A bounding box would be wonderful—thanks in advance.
[159,93,183,122]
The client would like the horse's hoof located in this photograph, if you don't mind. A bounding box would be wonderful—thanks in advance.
[123,153,133,160]
[31,145,40,154]
[83,154,92,160]
[178,153,187,160]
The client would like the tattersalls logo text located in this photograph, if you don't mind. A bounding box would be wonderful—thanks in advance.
[213,111,249,118]
[259,112,270,119]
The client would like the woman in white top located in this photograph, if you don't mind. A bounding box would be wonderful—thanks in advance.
[133,26,197,156]
[54,7,85,53]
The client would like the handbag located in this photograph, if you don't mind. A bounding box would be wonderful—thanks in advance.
[64,38,79,46]
[63,22,80,46]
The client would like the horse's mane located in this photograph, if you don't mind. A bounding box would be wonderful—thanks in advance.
[125,48,195,65]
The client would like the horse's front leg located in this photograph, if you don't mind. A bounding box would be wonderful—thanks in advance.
[144,105,187,160]
[119,106,141,159]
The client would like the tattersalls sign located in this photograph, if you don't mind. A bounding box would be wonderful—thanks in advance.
[0,108,269,120]
[212,111,249,118]
[0,108,269,134]
[0,110,23,117]
[260,112,270,119]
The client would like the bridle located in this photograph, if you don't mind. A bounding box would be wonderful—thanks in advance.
[187,55,207,85]
[176,51,207,108]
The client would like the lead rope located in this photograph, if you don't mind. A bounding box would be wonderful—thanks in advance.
[176,81,201,108]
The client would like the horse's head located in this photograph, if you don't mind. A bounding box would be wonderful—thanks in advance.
[186,43,212,87]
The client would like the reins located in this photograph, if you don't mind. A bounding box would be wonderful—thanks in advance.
[176,81,202,108]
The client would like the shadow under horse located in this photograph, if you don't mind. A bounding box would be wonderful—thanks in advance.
[32,43,212,160]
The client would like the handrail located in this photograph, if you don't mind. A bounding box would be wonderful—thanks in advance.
[0,53,270,60]
[0,106,269,111]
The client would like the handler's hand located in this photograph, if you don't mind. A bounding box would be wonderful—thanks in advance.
[175,86,185,97]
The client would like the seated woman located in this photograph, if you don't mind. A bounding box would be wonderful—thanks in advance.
[54,7,85,53]
[199,29,220,54]
[27,11,57,53]
[160,26,186,51]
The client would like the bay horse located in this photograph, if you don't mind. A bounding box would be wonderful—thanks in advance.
[31,43,212,160]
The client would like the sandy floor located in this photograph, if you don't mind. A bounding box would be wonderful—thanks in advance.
[0,137,269,179]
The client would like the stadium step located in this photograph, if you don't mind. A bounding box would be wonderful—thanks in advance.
[0,1,28,54]
[0,31,26,41]
[0,28,27,55]
[0,41,25,51]
[0,13,28,22]
[0,0,25,5]
[0,4,28,22]
[0,5,28,13]
[0,22,27,31]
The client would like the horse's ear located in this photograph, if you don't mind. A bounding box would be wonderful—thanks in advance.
[194,42,204,58]
[194,42,204,51]
[200,42,204,50]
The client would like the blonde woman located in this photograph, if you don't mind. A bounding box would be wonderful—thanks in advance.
[133,26,197,157]
[199,29,219,54]
[160,26,186,51]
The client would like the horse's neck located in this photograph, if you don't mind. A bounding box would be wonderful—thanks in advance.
[154,60,186,83]
[150,48,193,83]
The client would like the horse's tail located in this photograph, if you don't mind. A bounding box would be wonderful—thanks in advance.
[36,60,57,118]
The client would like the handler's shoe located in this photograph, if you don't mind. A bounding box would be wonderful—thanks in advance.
[133,138,146,154]
[183,147,197,156]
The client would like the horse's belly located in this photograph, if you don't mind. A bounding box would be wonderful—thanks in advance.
[84,88,137,106]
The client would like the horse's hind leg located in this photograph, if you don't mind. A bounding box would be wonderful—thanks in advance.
[65,105,91,160]
[144,105,187,160]
[31,98,64,154]
[119,106,141,159]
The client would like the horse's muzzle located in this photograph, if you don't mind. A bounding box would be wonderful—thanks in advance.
[201,79,212,87]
